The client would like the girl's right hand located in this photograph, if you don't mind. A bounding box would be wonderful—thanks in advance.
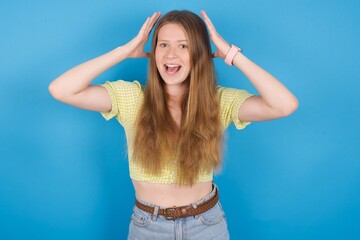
[123,12,161,58]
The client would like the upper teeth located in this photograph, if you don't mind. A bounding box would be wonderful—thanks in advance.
[165,64,180,67]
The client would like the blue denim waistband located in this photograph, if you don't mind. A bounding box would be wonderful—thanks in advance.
[135,183,218,209]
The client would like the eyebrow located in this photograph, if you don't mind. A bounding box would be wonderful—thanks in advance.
[158,39,188,42]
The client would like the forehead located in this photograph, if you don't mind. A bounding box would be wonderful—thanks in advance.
[157,23,188,40]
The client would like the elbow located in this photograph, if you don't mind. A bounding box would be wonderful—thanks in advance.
[48,81,65,101]
[48,82,58,99]
[279,96,299,117]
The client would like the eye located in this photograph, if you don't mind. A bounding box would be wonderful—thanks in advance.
[159,43,168,47]
[179,44,188,49]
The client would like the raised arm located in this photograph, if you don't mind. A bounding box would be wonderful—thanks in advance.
[48,12,161,112]
[201,11,298,122]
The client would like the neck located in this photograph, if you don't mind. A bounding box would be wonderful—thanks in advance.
[165,84,187,107]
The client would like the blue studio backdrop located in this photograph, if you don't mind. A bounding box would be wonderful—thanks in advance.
[1,0,359,239]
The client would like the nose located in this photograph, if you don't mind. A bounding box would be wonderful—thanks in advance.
[165,46,178,59]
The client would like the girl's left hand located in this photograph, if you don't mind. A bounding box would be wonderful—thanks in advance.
[200,10,231,59]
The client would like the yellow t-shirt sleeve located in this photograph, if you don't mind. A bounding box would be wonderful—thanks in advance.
[99,80,143,125]
[218,86,254,130]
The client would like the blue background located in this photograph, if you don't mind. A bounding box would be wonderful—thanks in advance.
[1,0,359,239]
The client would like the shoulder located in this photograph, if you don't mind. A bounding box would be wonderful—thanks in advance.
[217,85,254,130]
[102,80,144,94]
[217,85,252,103]
[99,80,145,123]
[101,80,145,103]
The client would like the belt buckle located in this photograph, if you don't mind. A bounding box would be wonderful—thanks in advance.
[164,206,178,220]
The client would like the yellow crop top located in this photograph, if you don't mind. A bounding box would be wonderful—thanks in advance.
[100,80,253,184]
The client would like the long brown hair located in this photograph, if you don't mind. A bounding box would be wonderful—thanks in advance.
[133,10,223,185]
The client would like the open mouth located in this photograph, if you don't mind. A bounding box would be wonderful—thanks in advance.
[164,64,181,75]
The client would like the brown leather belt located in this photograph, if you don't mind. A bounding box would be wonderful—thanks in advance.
[135,188,219,220]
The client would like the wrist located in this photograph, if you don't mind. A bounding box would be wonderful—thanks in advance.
[115,45,129,56]
[224,44,241,66]
[113,45,132,59]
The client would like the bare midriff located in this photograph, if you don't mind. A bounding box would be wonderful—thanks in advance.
[132,179,213,208]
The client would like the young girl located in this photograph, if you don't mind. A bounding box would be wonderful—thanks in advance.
[49,10,298,240]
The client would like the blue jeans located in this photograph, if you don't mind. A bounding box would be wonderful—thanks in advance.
[128,184,230,240]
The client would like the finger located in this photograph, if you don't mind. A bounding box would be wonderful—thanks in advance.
[212,51,220,58]
[135,50,150,58]
[200,10,217,33]
[150,12,161,27]
[145,12,161,34]
[201,11,215,29]
[139,12,159,35]
[139,17,151,35]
